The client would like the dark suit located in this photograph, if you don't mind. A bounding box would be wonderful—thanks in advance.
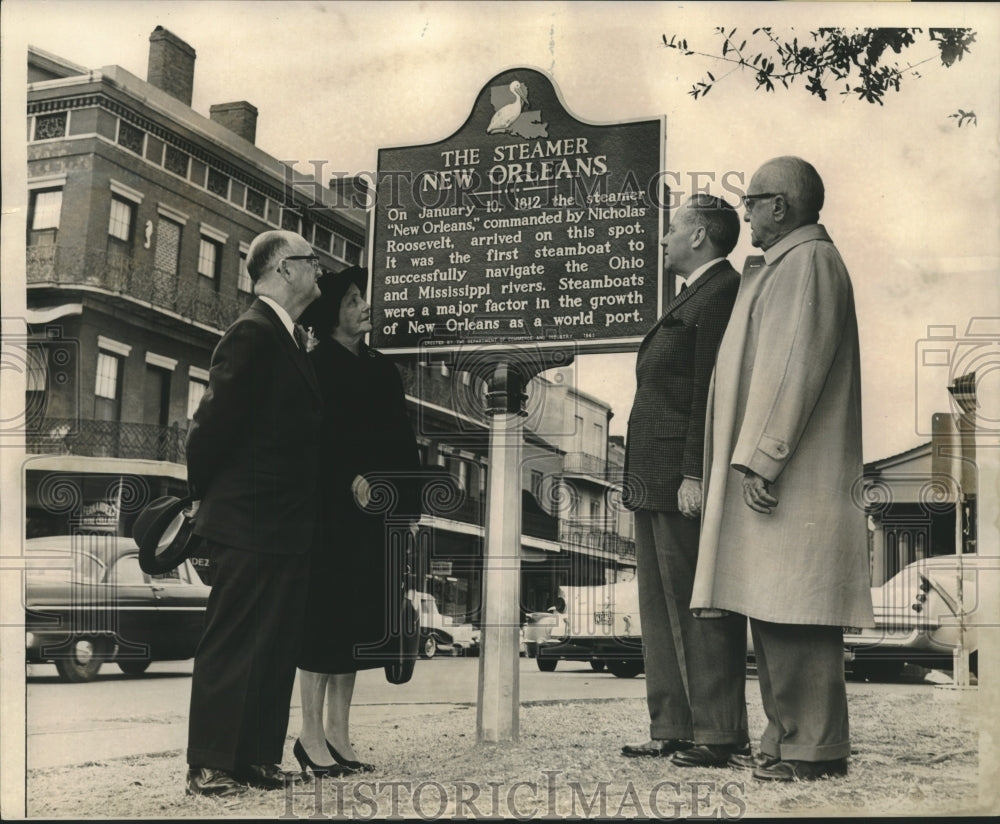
[624,260,747,745]
[186,299,322,772]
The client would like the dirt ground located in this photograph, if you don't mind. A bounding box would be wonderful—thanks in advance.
[24,678,993,820]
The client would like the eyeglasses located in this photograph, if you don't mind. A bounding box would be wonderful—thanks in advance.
[741,193,782,209]
[280,255,321,269]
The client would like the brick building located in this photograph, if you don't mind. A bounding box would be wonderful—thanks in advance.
[24,29,364,534]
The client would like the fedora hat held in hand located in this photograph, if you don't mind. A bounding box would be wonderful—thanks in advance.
[133,496,201,575]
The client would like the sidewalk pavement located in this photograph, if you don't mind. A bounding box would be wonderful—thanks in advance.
[27,701,463,770]
[20,663,995,819]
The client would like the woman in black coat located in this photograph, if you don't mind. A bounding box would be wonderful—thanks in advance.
[293,267,422,777]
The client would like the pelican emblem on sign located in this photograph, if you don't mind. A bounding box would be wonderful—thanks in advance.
[486,79,548,139]
[487,81,529,134]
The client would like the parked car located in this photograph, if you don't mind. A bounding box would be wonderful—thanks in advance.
[536,582,645,677]
[24,535,209,682]
[408,591,476,658]
[844,553,997,680]
[468,626,527,657]
[522,607,566,658]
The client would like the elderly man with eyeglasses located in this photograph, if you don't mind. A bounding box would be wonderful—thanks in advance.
[692,157,874,782]
[184,229,324,796]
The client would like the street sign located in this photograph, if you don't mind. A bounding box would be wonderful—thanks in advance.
[370,68,664,355]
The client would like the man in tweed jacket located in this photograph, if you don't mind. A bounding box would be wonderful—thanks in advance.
[621,194,748,766]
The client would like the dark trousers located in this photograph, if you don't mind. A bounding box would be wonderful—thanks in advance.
[635,511,748,744]
[750,619,850,761]
[187,540,309,771]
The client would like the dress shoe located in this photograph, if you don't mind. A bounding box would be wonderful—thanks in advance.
[752,758,849,782]
[294,739,348,778]
[728,750,779,770]
[185,766,249,797]
[671,742,751,768]
[327,740,376,773]
[621,739,692,758]
[235,763,300,790]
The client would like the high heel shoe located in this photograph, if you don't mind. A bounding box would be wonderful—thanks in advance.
[294,739,343,778]
[326,740,376,773]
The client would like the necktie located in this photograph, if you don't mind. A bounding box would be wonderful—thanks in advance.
[677,281,688,296]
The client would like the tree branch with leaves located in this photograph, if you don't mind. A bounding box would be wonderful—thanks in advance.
[663,27,977,126]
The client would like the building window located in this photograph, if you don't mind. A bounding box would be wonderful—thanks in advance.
[117,120,144,154]
[164,145,189,177]
[107,196,136,259]
[154,217,183,276]
[345,241,363,266]
[108,197,134,242]
[187,378,207,419]
[28,189,63,246]
[238,247,253,293]
[198,237,222,281]
[34,112,67,140]
[281,209,300,233]
[246,189,266,217]
[94,350,124,422]
[207,168,229,198]
[331,234,347,260]
[591,422,604,457]
[315,225,332,253]
[95,352,121,399]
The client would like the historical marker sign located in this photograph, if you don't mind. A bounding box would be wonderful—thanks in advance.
[370,68,664,355]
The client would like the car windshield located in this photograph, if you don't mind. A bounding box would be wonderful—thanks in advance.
[25,534,118,584]
[25,550,105,584]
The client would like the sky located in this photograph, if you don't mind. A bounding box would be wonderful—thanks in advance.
[3,0,999,461]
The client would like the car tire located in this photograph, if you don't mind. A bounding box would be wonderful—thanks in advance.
[54,637,108,683]
[536,656,557,672]
[589,659,606,672]
[117,658,152,675]
[525,642,538,659]
[607,659,643,678]
[422,635,437,659]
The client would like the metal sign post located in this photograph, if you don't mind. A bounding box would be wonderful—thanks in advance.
[476,361,527,743]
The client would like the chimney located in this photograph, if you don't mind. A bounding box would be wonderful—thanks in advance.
[147,26,196,106]
[209,102,258,144]
[329,175,371,209]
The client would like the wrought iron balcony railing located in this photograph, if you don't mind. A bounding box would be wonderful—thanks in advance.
[559,520,636,561]
[26,417,189,464]
[561,452,628,483]
[27,244,251,332]
[562,452,608,476]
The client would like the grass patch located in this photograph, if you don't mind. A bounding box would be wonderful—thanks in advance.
[27,686,985,818]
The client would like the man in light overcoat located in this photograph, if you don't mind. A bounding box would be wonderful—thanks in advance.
[693,157,874,781]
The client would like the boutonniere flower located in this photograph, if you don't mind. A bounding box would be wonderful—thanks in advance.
[300,325,320,353]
